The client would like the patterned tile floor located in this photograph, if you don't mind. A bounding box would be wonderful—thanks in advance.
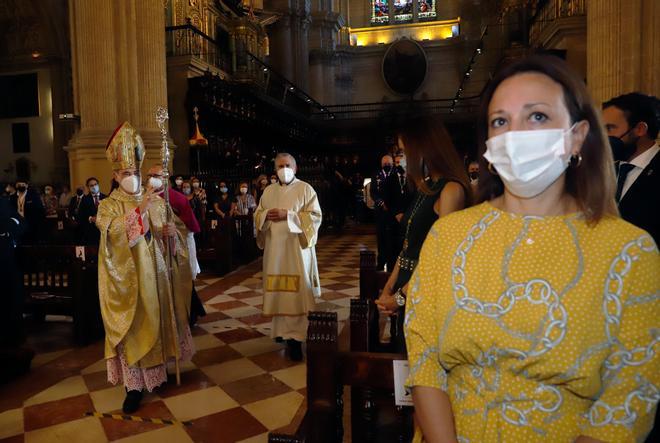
[0,229,376,443]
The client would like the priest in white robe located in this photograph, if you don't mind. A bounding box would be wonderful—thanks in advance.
[255,153,322,360]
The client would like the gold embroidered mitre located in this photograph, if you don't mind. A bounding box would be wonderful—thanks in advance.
[106,121,145,170]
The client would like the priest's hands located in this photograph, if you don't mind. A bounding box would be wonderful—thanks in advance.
[266,208,288,222]
[161,222,177,238]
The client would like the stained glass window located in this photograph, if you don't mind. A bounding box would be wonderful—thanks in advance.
[394,0,413,22]
[371,0,389,24]
[417,0,436,20]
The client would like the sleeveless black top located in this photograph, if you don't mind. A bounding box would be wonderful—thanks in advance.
[394,178,447,289]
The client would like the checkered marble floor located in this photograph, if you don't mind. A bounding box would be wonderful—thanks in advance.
[0,230,376,443]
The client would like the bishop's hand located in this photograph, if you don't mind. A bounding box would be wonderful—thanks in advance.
[138,187,155,214]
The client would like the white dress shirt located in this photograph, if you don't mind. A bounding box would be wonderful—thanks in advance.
[619,142,659,199]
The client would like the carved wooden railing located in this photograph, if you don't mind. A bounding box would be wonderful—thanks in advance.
[529,0,586,45]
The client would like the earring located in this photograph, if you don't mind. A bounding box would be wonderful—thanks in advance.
[487,162,499,175]
[570,153,582,168]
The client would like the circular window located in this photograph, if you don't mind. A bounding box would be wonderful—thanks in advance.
[382,38,428,95]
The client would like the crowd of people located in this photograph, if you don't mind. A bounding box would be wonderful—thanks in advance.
[0,54,658,440]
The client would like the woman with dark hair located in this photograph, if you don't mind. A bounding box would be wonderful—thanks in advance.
[405,55,659,442]
[375,116,469,352]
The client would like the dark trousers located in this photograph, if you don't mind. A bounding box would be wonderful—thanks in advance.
[375,209,397,271]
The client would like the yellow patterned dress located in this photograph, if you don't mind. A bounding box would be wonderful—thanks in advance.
[405,202,660,442]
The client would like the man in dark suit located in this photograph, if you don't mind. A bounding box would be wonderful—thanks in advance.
[371,155,396,270]
[9,179,45,244]
[603,92,659,244]
[78,177,107,245]
[68,186,86,243]
[384,153,413,262]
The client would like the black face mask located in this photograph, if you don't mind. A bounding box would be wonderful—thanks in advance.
[607,126,637,161]
[609,132,636,162]
[16,185,26,193]
[469,171,479,181]
[76,189,84,196]
[383,165,392,174]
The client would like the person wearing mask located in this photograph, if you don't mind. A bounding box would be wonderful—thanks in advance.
[213,181,233,220]
[602,93,659,244]
[255,153,322,361]
[10,179,45,244]
[233,181,258,263]
[190,177,207,218]
[146,165,205,326]
[173,175,184,192]
[96,122,194,414]
[182,180,194,203]
[375,117,469,352]
[405,56,659,443]
[384,150,414,265]
[387,152,414,223]
[233,181,257,216]
[371,155,396,270]
[42,184,59,218]
[58,184,72,209]
[0,195,30,380]
[79,177,107,245]
[467,159,480,194]
[254,174,269,203]
[68,186,86,243]
[270,174,278,185]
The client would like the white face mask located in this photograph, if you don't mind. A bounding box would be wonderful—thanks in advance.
[192,182,200,188]
[277,167,295,184]
[398,156,407,170]
[148,177,163,190]
[120,175,141,194]
[484,126,575,199]
[270,178,278,184]
[183,187,192,195]
[175,179,183,186]
[240,187,248,194]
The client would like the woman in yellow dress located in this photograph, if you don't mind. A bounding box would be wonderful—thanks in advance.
[405,55,659,442]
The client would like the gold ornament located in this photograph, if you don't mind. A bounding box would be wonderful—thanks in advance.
[105,121,146,170]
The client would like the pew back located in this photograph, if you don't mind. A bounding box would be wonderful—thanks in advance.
[17,245,103,345]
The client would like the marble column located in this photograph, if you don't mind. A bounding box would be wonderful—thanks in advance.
[587,0,660,105]
[66,0,171,192]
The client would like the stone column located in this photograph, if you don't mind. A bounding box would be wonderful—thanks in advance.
[269,15,295,81]
[66,0,171,192]
[587,0,660,105]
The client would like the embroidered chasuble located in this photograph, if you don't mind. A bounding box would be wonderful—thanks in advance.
[97,188,193,372]
[255,179,322,341]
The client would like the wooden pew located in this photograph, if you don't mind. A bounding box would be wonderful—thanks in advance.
[359,250,393,351]
[17,245,103,345]
[232,213,258,265]
[268,301,412,443]
[197,217,234,275]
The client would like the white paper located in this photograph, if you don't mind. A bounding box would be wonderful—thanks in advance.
[75,246,86,262]
[393,360,413,406]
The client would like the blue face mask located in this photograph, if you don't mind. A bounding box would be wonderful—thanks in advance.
[220,187,228,194]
